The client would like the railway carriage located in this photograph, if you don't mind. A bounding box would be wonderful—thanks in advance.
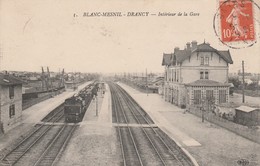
[64,82,98,123]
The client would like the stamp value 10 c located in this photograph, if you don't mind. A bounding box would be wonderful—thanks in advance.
[219,0,255,43]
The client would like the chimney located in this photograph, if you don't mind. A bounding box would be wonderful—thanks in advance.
[174,47,180,52]
[186,42,191,50]
[191,40,197,50]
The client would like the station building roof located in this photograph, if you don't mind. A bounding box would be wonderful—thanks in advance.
[185,79,230,87]
[162,53,173,66]
[162,42,233,66]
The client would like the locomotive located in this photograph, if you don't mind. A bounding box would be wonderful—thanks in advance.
[64,82,99,123]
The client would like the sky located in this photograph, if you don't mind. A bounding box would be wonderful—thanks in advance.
[0,0,259,74]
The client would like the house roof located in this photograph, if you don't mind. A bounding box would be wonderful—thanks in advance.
[218,50,233,64]
[235,106,259,113]
[175,50,191,63]
[194,43,233,64]
[0,73,24,86]
[162,53,172,66]
[185,79,230,87]
[196,43,217,51]
[162,42,233,65]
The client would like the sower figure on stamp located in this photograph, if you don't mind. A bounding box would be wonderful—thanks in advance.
[226,1,249,38]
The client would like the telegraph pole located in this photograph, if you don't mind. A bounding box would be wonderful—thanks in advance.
[257,73,259,95]
[96,95,98,116]
[242,61,245,103]
[146,68,148,96]
[96,87,98,116]
[0,55,2,72]
[0,45,4,71]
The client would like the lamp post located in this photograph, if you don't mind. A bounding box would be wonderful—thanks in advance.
[146,68,148,96]
[201,98,205,123]
[96,95,98,116]
[96,86,99,116]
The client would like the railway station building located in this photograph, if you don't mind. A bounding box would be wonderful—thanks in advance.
[0,73,23,134]
[162,41,233,108]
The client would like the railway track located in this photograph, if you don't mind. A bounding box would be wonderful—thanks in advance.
[112,84,143,166]
[0,104,76,166]
[109,82,194,166]
[41,104,65,123]
[33,125,77,166]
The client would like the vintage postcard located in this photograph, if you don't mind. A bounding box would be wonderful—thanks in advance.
[0,0,259,166]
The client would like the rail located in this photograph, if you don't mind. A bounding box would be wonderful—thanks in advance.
[115,85,167,166]
[113,83,191,166]
[110,83,144,166]
[33,125,77,166]
[0,105,66,165]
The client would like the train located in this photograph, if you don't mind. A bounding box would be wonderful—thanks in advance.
[64,82,99,123]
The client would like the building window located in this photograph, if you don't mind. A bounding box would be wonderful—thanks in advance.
[200,71,204,79]
[206,90,214,100]
[205,71,209,79]
[9,86,15,99]
[205,57,209,65]
[200,57,204,65]
[200,56,209,66]
[219,90,227,104]
[200,71,209,79]
[9,104,15,118]
[194,90,201,104]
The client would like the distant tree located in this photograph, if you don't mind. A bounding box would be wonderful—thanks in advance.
[247,82,258,90]
[228,77,241,89]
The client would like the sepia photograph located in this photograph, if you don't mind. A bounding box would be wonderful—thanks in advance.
[0,0,260,165]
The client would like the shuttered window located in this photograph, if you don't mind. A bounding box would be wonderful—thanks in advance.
[205,71,209,79]
[194,90,201,104]
[9,104,15,118]
[9,86,15,99]
[219,90,227,103]
[206,90,214,100]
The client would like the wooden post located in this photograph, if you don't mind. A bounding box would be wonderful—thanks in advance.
[146,68,148,96]
[242,61,245,103]
[257,73,259,95]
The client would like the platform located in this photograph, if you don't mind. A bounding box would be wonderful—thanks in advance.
[118,82,260,166]
[57,83,120,166]
[0,81,92,152]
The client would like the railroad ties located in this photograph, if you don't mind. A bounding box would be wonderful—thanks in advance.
[0,103,78,166]
[108,82,194,166]
[0,83,97,166]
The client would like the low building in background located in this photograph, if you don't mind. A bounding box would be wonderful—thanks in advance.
[235,106,260,126]
[0,73,23,134]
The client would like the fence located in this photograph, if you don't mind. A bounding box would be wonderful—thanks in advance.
[122,80,158,93]
[22,88,65,110]
[22,86,65,100]
[188,106,260,144]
